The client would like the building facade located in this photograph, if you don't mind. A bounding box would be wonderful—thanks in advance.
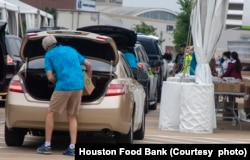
[20,0,122,9]
[21,0,177,52]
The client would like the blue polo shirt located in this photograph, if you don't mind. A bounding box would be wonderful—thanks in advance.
[45,45,85,91]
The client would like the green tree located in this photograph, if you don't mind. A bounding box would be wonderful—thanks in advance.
[134,21,157,35]
[173,0,193,50]
[133,21,165,44]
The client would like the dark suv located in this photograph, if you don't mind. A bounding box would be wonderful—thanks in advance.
[137,34,164,102]
[134,42,159,113]
[0,21,22,101]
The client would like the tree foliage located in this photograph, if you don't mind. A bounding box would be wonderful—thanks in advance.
[173,0,193,50]
[133,21,157,36]
[133,21,165,44]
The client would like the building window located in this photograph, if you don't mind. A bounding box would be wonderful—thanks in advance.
[138,11,177,21]
[166,25,174,32]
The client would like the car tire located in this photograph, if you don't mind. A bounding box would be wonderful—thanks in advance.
[116,116,134,144]
[149,86,158,110]
[134,111,145,140]
[157,74,162,103]
[149,102,157,110]
[5,123,26,146]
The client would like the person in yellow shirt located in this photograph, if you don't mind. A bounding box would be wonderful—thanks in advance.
[181,46,193,74]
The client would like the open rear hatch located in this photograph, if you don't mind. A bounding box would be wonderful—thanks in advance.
[19,30,119,101]
[77,25,137,50]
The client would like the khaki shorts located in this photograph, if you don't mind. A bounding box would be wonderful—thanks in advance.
[49,90,82,115]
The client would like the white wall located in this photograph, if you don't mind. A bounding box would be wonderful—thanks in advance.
[57,10,99,30]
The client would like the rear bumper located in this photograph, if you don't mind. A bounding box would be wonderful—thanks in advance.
[0,90,7,101]
[5,94,133,134]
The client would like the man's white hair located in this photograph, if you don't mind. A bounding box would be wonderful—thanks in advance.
[42,35,57,50]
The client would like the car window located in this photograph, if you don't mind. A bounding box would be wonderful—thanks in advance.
[157,43,163,55]
[5,36,21,57]
[135,47,143,62]
[137,39,157,56]
[27,58,116,73]
[138,47,149,63]
[140,47,149,62]
[121,54,134,78]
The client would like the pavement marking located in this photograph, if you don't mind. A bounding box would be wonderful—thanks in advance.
[145,135,250,143]
[145,136,248,144]
[134,140,162,144]
[147,134,250,141]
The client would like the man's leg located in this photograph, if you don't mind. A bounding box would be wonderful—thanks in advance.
[68,114,77,145]
[62,114,77,156]
[63,90,81,156]
[45,111,55,143]
[37,111,54,154]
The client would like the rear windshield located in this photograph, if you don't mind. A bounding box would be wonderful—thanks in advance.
[137,39,162,56]
[27,58,115,73]
[5,35,21,57]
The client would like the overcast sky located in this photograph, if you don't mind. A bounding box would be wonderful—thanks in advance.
[123,0,181,13]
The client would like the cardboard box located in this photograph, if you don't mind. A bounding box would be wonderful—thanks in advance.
[214,82,224,92]
[223,83,245,93]
[241,71,250,77]
[244,86,250,109]
[243,78,250,86]
[83,71,95,96]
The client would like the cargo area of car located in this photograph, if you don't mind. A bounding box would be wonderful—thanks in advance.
[20,71,114,102]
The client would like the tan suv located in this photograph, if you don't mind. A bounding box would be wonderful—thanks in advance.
[5,29,146,145]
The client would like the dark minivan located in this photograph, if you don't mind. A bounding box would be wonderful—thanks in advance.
[0,21,22,101]
[137,34,164,102]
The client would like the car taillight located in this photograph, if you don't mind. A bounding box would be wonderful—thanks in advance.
[105,84,125,96]
[6,55,14,64]
[138,63,144,70]
[26,33,38,37]
[9,80,23,93]
[153,66,160,73]
[96,35,110,41]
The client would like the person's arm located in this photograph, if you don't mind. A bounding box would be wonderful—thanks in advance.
[172,54,179,73]
[221,63,233,78]
[46,71,56,83]
[84,60,92,78]
[44,54,55,83]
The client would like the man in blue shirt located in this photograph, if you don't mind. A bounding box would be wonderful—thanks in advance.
[37,35,92,156]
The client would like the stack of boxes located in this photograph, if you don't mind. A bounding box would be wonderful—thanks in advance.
[213,76,245,120]
[213,77,245,93]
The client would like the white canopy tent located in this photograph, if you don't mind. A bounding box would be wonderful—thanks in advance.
[0,0,19,35]
[8,0,54,31]
[191,0,229,84]
[159,0,229,133]
[179,0,229,133]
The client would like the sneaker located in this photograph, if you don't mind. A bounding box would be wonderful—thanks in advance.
[63,147,75,156]
[36,144,52,154]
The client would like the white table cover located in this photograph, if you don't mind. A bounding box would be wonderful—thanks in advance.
[159,81,182,131]
[159,80,216,133]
